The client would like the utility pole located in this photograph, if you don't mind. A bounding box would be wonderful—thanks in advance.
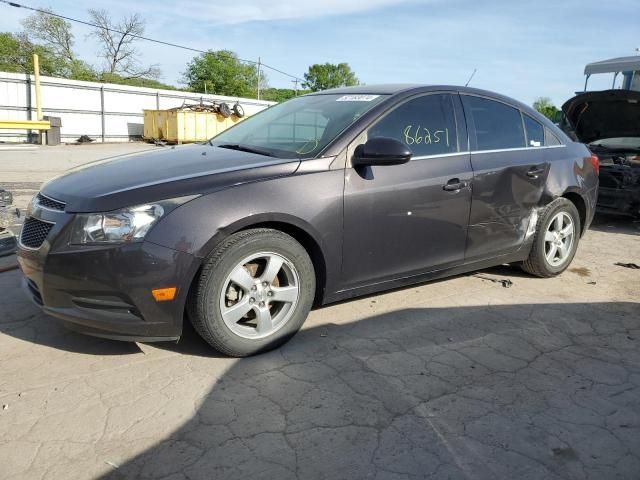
[257,57,261,100]
[291,78,299,96]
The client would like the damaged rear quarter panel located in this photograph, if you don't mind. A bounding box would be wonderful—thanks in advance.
[544,141,598,228]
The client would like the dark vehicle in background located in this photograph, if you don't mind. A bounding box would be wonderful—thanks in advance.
[17,85,598,356]
[561,89,640,216]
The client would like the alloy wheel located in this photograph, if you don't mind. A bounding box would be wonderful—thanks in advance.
[219,252,300,339]
[544,211,575,267]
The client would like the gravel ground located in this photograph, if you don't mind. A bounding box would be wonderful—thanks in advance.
[0,144,639,479]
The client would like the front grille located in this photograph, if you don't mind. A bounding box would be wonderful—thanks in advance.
[36,193,65,211]
[20,217,54,249]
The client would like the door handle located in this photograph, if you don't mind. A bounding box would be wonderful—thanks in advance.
[527,166,546,178]
[443,178,466,191]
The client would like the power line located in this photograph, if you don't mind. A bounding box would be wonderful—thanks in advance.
[1,0,305,82]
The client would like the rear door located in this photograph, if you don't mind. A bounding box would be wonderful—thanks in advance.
[461,95,550,260]
[341,93,472,289]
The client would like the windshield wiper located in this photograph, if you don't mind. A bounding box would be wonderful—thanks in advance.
[216,143,275,157]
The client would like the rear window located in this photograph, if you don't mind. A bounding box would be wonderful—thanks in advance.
[523,114,544,147]
[465,96,525,150]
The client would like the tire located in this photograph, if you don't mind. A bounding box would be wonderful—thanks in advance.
[187,228,315,357]
[521,198,581,277]
[217,102,231,118]
[233,103,245,118]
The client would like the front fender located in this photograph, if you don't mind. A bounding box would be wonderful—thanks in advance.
[146,167,345,300]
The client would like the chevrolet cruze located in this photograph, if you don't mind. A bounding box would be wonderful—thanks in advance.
[18,85,599,356]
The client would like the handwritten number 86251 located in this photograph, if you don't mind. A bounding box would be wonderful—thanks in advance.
[402,126,450,147]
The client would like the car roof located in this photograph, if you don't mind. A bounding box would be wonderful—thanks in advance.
[584,56,640,75]
[314,84,424,95]
[312,84,536,112]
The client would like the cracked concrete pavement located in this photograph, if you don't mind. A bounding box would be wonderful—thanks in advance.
[0,145,639,479]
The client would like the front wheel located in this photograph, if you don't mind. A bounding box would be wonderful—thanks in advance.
[187,229,315,357]
[521,198,581,277]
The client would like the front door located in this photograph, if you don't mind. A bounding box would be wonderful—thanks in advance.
[341,93,473,289]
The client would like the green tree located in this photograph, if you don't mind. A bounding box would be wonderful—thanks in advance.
[0,32,67,76]
[261,87,311,102]
[21,10,96,80]
[182,50,263,97]
[302,63,359,92]
[22,10,75,63]
[533,97,560,122]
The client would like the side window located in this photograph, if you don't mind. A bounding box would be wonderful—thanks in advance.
[545,127,562,146]
[465,96,525,150]
[367,94,458,157]
[523,114,544,147]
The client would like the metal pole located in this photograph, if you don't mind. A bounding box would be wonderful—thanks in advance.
[100,86,105,143]
[32,53,44,144]
[257,57,261,100]
[155,92,160,110]
[25,73,32,143]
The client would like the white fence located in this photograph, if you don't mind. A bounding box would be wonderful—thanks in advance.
[0,72,274,143]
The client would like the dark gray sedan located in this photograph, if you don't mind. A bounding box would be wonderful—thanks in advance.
[17,85,599,356]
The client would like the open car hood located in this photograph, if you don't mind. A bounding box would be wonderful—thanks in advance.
[561,89,640,144]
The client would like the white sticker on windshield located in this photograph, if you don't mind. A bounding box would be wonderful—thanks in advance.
[336,95,380,102]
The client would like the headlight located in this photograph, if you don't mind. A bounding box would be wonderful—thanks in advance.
[70,204,165,244]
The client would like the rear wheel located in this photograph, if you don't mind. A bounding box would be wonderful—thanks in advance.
[521,198,581,277]
[188,229,315,356]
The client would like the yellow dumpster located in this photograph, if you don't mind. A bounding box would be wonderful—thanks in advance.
[143,108,247,143]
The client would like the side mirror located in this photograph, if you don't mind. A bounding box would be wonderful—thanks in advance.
[353,137,412,167]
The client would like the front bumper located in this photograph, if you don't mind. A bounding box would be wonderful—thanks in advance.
[597,163,640,216]
[597,186,640,216]
[17,235,198,342]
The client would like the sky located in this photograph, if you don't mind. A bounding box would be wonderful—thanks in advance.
[1,0,637,106]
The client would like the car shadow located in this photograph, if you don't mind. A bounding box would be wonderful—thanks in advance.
[0,270,142,355]
[589,212,640,237]
[100,300,639,480]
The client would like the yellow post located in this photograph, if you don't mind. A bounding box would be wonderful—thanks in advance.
[33,54,43,121]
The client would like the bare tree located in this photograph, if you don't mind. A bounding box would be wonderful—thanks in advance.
[22,9,75,63]
[88,9,160,79]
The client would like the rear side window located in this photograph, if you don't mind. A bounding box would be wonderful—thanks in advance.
[367,94,458,157]
[465,96,525,150]
[523,114,544,147]
[545,127,562,146]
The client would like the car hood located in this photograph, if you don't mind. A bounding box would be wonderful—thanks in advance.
[561,89,640,144]
[41,144,301,212]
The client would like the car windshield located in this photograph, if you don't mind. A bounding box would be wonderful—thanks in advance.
[209,93,388,158]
